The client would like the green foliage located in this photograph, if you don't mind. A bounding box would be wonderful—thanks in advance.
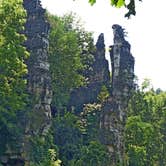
[29,132,62,166]
[87,0,142,18]
[0,0,28,155]
[0,0,28,111]
[127,145,146,166]
[47,149,61,166]
[48,13,86,109]
[111,0,125,8]
[71,141,110,166]
[76,104,110,166]
[97,85,110,103]
[52,107,109,166]
[52,112,83,165]
[126,81,166,165]
[80,103,101,142]
[31,149,61,166]
[48,12,95,109]
[125,116,153,165]
[141,78,152,91]
[88,0,96,5]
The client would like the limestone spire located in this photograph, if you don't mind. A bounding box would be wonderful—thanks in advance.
[96,33,105,50]
[23,0,52,135]
[23,0,52,163]
[100,24,135,165]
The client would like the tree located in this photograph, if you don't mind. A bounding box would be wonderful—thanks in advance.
[72,141,110,166]
[87,0,142,18]
[52,112,83,165]
[48,12,95,110]
[97,85,110,103]
[0,0,29,154]
[29,134,61,166]
[52,110,109,166]
[125,116,154,165]
[126,81,166,165]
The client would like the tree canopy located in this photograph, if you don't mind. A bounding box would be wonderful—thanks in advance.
[48,12,95,109]
[125,80,166,165]
[88,0,142,18]
[0,0,29,155]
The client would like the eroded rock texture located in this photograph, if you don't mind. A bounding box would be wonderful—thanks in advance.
[23,0,52,163]
[23,0,52,136]
[100,24,135,165]
[68,33,110,111]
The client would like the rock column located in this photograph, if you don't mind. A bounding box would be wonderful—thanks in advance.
[23,0,52,135]
[23,0,52,163]
[100,24,135,165]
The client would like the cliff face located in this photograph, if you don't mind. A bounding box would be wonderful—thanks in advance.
[100,24,135,165]
[68,33,110,111]
[23,0,52,162]
[23,0,52,136]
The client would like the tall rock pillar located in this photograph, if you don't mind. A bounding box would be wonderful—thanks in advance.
[100,24,135,165]
[23,0,52,162]
[23,0,52,135]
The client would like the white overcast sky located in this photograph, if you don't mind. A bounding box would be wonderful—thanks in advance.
[41,0,166,90]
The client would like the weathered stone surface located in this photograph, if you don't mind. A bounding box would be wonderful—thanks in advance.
[22,0,52,163]
[100,24,135,165]
[23,0,52,135]
[68,33,110,111]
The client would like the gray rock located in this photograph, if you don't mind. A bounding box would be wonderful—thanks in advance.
[23,0,52,135]
[100,24,135,165]
[22,0,52,164]
[68,33,110,111]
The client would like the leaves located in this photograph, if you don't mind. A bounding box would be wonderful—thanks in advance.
[111,0,125,8]
[117,0,125,7]
[0,0,28,155]
[97,85,110,103]
[48,12,95,109]
[126,83,166,165]
[86,0,143,18]
[88,0,96,5]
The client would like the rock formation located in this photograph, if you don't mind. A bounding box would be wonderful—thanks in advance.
[68,33,110,111]
[0,1,135,163]
[100,24,135,165]
[23,0,52,163]
[23,0,52,135]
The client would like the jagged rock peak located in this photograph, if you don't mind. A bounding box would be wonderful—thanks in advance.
[68,32,110,111]
[112,24,130,48]
[96,33,105,50]
[110,24,134,98]
[99,25,135,165]
[112,24,125,37]
[23,0,44,14]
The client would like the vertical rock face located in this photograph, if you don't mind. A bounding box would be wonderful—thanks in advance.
[111,24,134,99]
[100,24,135,165]
[68,33,110,111]
[23,0,52,135]
[22,0,52,163]
[93,33,110,84]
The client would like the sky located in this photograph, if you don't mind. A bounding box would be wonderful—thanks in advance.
[41,0,166,90]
